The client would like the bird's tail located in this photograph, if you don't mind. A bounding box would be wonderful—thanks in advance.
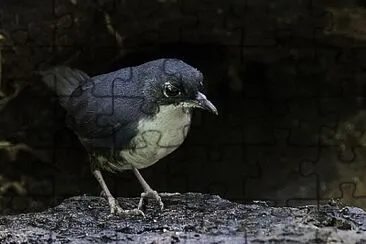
[38,66,90,108]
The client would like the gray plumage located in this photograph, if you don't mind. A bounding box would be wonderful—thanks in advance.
[40,59,203,171]
[39,58,217,216]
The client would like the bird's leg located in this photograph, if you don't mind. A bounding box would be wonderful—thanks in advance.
[133,167,164,210]
[92,169,145,217]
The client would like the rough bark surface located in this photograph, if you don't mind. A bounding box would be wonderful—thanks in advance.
[1,193,366,243]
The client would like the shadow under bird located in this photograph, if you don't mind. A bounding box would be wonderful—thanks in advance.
[39,58,218,217]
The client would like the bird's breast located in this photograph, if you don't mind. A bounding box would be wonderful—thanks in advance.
[120,105,192,169]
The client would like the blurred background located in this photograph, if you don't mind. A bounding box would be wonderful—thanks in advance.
[1,0,366,214]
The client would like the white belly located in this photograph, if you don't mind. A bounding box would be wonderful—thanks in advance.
[120,105,192,169]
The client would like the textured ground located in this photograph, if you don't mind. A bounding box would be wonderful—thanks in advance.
[0,192,366,243]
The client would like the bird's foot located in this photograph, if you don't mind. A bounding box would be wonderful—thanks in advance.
[100,190,106,198]
[138,189,164,211]
[107,196,145,218]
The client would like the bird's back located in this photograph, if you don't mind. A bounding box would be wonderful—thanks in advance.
[40,66,149,159]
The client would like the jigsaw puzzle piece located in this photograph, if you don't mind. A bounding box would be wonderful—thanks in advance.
[88,59,195,159]
[90,65,146,130]
[244,129,319,205]
[54,0,158,49]
[164,142,235,200]
[180,0,232,44]
[53,0,105,47]
[337,182,366,209]
[242,0,279,48]
[3,45,54,81]
[279,91,339,147]
[46,65,143,162]
[216,144,260,200]
[59,0,179,50]
[299,146,366,208]
[287,98,321,146]
[162,58,190,77]
[322,6,366,43]
[166,144,208,193]
[106,0,165,48]
[0,0,53,47]
[320,102,366,159]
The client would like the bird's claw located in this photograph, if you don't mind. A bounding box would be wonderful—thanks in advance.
[117,208,145,218]
[107,197,145,218]
[138,190,164,211]
[100,190,106,198]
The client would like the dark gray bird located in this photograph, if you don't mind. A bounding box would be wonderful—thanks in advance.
[39,58,218,217]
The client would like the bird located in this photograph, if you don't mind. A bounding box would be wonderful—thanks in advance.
[39,58,218,217]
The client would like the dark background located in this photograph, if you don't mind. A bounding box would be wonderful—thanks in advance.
[1,0,366,214]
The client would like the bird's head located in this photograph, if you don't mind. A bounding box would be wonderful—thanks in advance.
[139,59,218,115]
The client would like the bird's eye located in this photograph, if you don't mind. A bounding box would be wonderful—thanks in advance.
[163,82,181,97]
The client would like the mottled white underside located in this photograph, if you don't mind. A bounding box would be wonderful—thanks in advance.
[97,103,194,171]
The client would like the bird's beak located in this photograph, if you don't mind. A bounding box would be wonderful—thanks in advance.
[194,92,218,115]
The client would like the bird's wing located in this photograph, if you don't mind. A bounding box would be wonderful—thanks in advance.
[66,91,147,153]
[63,68,150,153]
